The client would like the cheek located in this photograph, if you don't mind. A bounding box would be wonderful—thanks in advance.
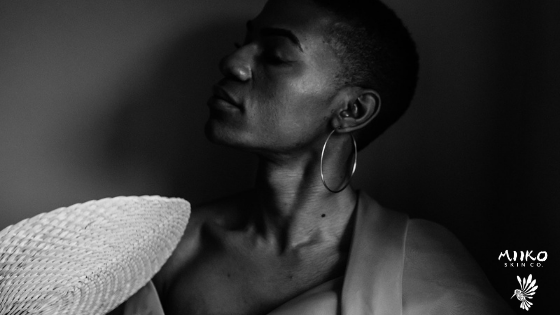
[250,57,339,147]
[265,76,334,142]
[283,71,334,121]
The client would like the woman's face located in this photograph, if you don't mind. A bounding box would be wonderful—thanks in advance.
[205,0,343,156]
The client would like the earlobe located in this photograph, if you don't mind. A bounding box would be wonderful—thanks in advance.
[333,90,381,133]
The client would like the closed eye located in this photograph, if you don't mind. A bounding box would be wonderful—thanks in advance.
[262,52,286,65]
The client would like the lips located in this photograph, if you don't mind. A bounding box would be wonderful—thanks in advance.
[210,85,241,109]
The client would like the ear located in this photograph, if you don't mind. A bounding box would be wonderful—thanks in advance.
[330,89,381,133]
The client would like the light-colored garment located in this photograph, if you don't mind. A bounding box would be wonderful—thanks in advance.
[268,190,407,315]
[123,191,511,315]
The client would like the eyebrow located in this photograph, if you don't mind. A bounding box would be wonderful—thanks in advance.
[246,20,304,52]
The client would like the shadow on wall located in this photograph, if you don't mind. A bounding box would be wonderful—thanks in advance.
[100,20,257,205]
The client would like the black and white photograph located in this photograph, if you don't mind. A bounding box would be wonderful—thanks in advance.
[0,0,558,314]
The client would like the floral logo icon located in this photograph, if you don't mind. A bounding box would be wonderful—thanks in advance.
[511,274,538,311]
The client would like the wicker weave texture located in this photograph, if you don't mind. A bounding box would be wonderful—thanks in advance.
[0,196,190,315]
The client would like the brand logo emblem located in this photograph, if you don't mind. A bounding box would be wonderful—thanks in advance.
[511,274,538,311]
[499,250,547,267]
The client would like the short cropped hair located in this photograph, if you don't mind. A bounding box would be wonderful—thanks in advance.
[313,0,419,150]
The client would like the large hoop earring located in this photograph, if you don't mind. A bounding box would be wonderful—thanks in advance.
[320,129,358,193]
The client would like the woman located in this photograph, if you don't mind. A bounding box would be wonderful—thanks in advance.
[111,0,513,314]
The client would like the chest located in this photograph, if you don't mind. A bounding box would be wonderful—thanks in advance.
[161,241,344,315]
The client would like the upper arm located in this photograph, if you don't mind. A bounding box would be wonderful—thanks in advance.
[402,219,514,314]
[403,219,483,283]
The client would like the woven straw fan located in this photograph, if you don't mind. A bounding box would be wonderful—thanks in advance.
[0,196,190,315]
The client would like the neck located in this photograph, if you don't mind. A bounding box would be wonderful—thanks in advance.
[250,136,357,252]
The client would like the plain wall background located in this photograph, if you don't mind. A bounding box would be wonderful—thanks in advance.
[1,0,558,313]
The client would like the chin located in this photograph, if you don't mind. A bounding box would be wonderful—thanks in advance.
[205,120,272,157]
[204,119,250,149]
[204,120,226,144]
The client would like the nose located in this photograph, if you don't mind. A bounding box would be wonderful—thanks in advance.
[219,48,252,82]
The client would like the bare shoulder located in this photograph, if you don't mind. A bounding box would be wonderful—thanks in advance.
[402,219,514,314]
[152,191,249,295]
[107,194,247,315]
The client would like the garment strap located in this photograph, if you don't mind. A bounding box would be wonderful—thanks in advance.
[341,191,409,315]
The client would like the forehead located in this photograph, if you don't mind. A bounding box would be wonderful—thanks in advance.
[253,0,337,47]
